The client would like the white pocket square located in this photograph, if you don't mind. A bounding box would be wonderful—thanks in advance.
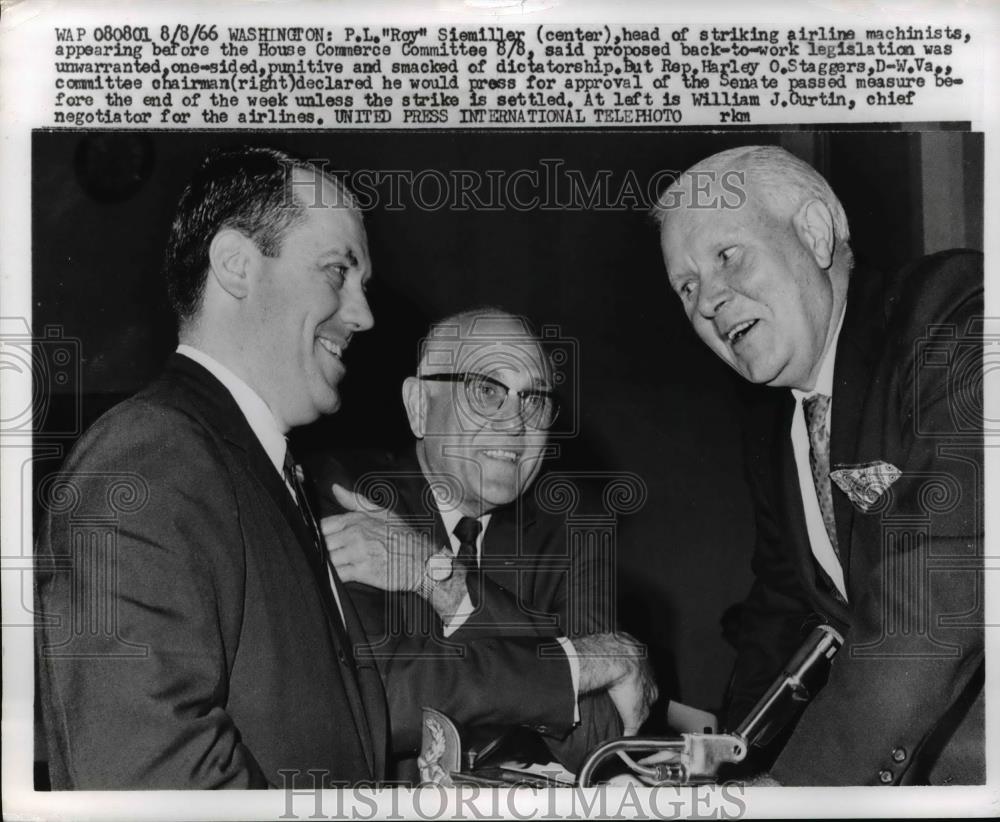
[830,461,901,512]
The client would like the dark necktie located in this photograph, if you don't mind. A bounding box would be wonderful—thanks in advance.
[283,448,370,750]
[282,445,352,632]
[283,446,325,559]
[802,393,841,561]
[453,516,482,606]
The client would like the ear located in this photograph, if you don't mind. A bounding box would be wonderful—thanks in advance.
[792,199,835,270]
[207,228,254,300]
[402,377,426,439]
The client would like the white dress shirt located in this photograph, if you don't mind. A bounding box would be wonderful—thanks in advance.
[789,310,849,601]
[176,345,347,624]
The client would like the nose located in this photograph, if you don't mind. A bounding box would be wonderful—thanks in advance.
[342,282,374,332]
[489,394,527,435]
[696,271,731,319]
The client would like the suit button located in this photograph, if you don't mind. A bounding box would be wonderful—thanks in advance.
[878,769,893,784]
[536,725,549,734]
[338,650,347,664]
[891,747,906,763]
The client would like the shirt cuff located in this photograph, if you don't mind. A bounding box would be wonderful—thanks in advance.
[441,592,475,637]
[557,636,581,724]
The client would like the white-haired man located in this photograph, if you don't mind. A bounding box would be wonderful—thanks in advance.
[656,145,983,786]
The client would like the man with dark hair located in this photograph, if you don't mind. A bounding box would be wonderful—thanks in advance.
[655,145,983,785]
[36,145,384,789]
[162,146,351,319]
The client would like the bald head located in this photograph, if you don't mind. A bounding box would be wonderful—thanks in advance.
[402,309,554,516]
[416,309,549,380]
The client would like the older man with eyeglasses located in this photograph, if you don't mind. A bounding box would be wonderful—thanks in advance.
[316,308,655,782]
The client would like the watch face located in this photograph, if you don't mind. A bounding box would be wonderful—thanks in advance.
[427,551,454,582]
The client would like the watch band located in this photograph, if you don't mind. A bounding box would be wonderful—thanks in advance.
[416,547,454,600]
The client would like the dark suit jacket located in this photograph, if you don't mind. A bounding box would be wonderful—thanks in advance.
[731,250,984,785]
[35,354,388,789]
[311,449,620,775]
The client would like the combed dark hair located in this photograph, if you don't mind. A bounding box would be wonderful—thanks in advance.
[163,145,350,321]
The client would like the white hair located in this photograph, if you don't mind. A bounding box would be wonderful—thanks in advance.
[652,145,852,250]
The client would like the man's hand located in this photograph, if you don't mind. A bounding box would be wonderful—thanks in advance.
[572,632,658,736]
[322,485,470,621]
[322,484,433,592]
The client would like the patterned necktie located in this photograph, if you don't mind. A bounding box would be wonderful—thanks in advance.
[453,516,482,606]
[282,446,325,564]
[802,393,841,560]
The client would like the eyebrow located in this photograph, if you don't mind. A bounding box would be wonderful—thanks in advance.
[517,374,555,392]
[318,247,368,275]
[474,369,554,391]
[666,262,693,284]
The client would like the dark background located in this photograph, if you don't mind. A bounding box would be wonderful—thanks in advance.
[32,127,982,720]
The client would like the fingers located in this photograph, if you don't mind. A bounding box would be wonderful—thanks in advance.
[608,679,643,736]
[320,512,367,536]
[322,486,391,536]
[628,661,658,733]
[637,749,682,767]
[574,642,625,693]
[331,483,382,514]
[578,634,657,735]
[326,539,364,568]
[331,561,358,584]
[574,632,650,693]
[326,526,408,591]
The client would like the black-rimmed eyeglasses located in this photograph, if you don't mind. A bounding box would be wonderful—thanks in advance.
[420,372,560,430]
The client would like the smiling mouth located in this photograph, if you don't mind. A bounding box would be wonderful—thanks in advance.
[317,337,345,359]
[482,448,520,463]
[725,319,759,346]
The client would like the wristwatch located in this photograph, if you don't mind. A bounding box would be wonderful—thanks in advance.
[416,547,454,599]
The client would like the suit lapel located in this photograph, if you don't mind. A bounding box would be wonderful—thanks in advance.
[280,462,381,777]
[484,494,537,559]
[296,462,384,778]
[829,266,888,581]
[480,507,520,593]
[167,354,319,551]
[334,576,387,777]
[773,394,818,585]
[165,354,381,778]
[387,450,451,545]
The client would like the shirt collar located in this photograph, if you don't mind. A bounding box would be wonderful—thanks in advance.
[791,304,846,402]
[177,344,288,475]
[436,505,492,548]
